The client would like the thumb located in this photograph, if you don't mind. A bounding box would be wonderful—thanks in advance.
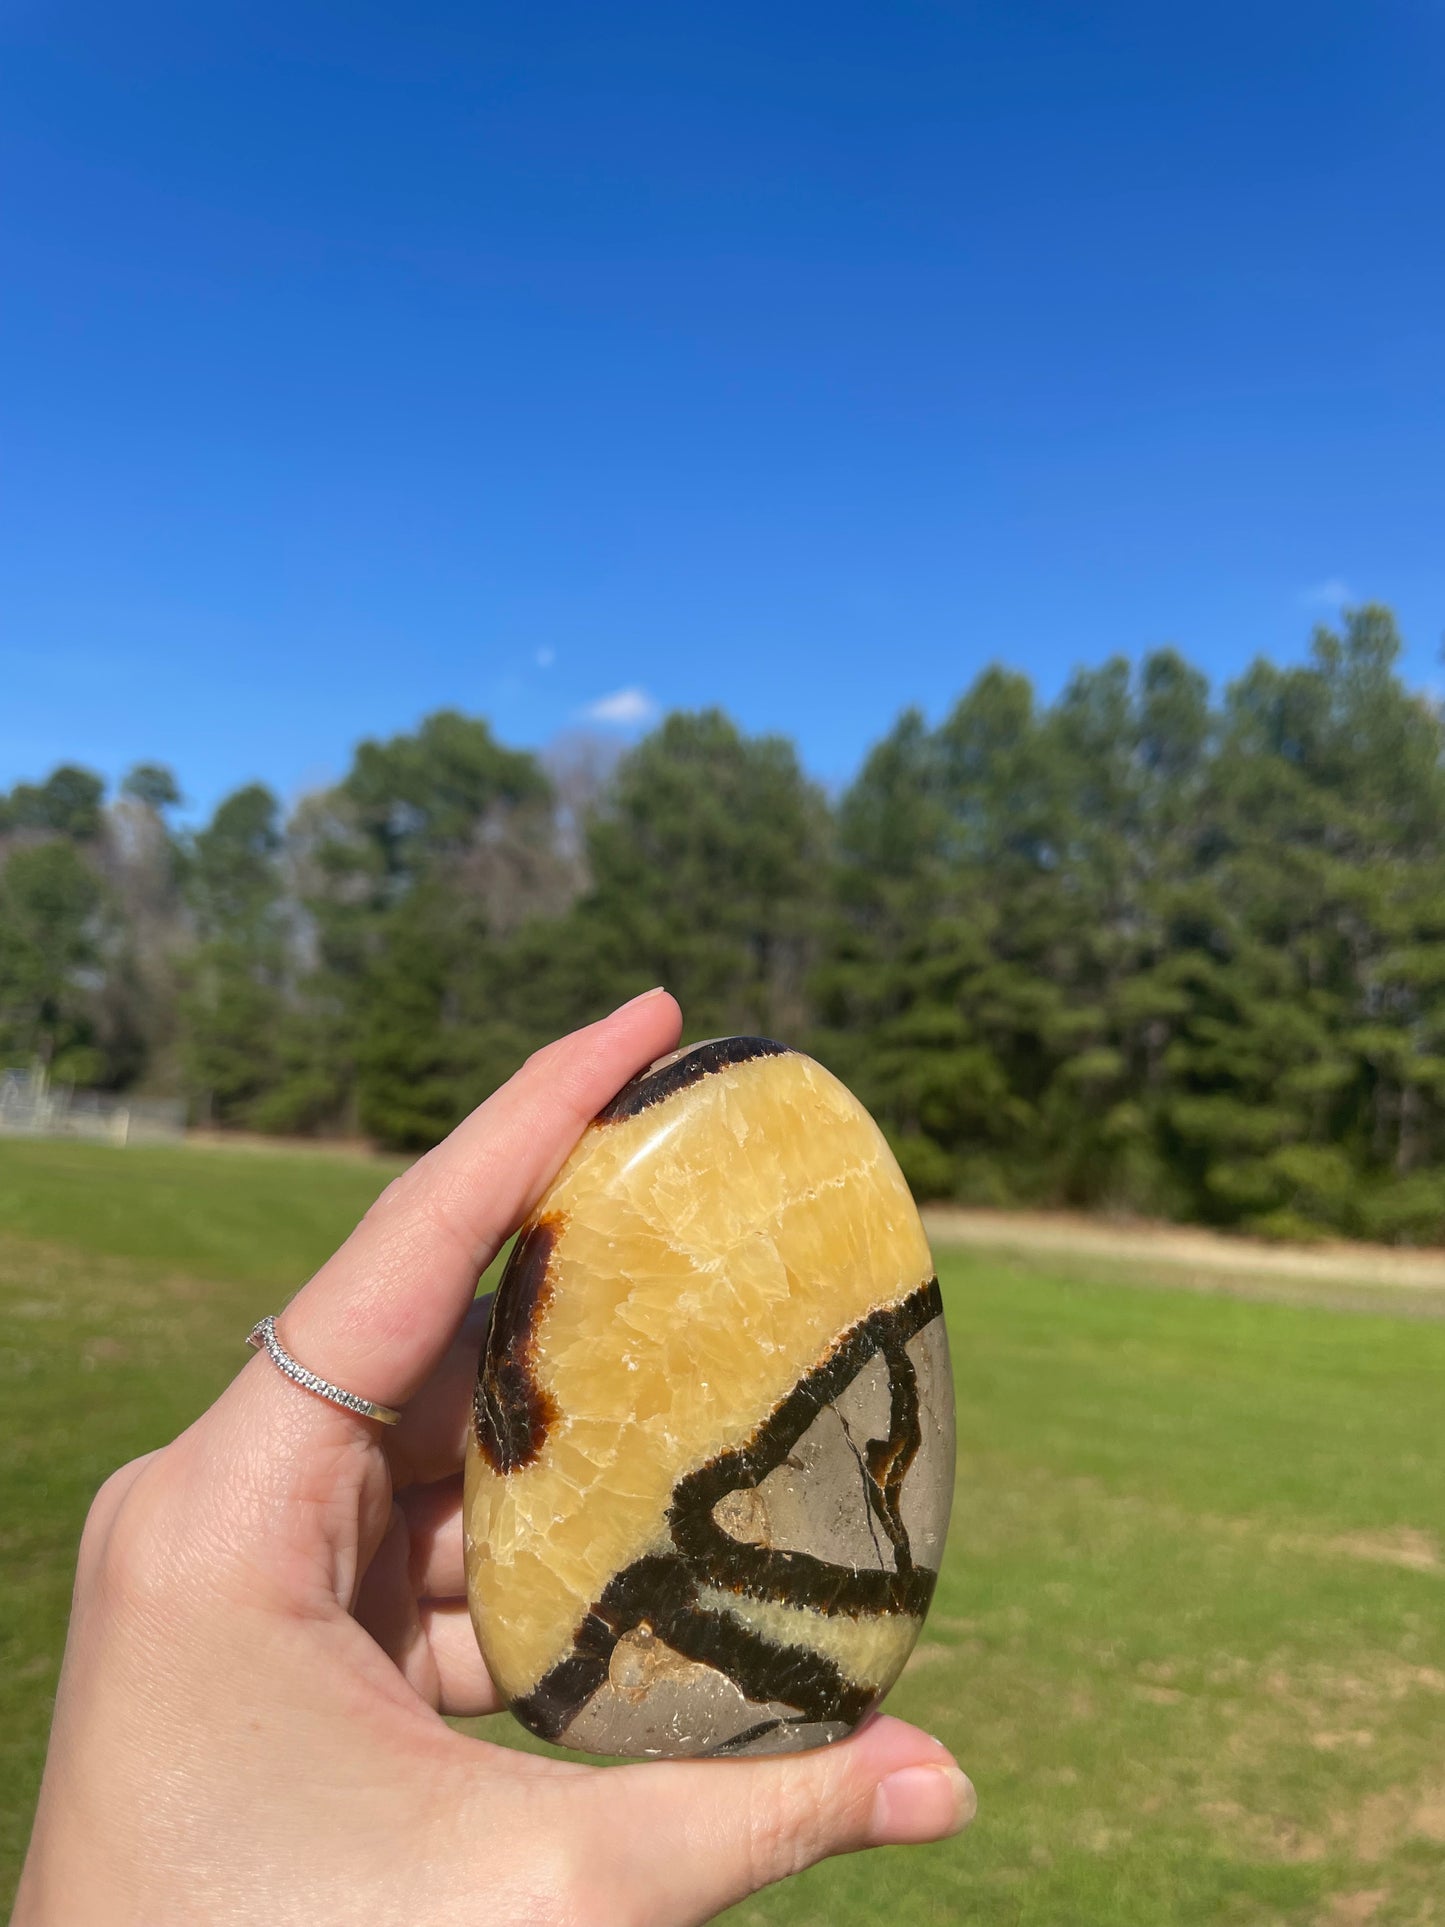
[582,1716,976,1927]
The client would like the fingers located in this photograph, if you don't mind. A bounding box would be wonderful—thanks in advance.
[419,1602,503,1718]
[396,1474,466,1599]
[351,1502,503,1716]
[386,1297,491,1489]
[582,1717,975,1927]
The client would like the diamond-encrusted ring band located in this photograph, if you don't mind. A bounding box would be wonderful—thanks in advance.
[245,1315,402,1426]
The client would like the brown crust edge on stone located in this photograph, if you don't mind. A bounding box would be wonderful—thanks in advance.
[474,1215,564,1473]
[596,1036,792,1123]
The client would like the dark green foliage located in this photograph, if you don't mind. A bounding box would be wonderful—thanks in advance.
[0,841,109,1081]
[177,784,288,1126]
[560,709,831,1037]
[820,609,1445,1237]
[340,708,551,891]
[0,765,105,840]
[119,763,181,813]
[293,712,575,1146]
[5,610,1445,1241]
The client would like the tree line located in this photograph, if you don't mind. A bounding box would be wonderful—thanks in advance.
[4,606,1445,1244]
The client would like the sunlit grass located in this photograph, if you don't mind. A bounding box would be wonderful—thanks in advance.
[2,1137,1442,1923]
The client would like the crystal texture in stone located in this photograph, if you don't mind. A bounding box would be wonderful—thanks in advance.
[464,1036,955,1759]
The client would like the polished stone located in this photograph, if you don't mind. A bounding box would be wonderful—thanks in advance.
[464,1036,956,1759]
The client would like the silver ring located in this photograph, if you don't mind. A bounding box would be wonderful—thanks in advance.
[246,1315,402,1426]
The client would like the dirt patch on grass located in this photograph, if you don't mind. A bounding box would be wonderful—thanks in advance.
[1346,1782,1445,1861]
[1317,1528,1442,1574]
[1318,1892,1389,1926]
[924,1205,1445,1294]
[1186,1657,1445,1882]
[902,1641,953,1672]
[184,1129,394,1163]
[1201,1778,1445,1868]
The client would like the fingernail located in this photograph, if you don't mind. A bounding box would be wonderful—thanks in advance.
[614,986,667,1013]
[870,1764,977,1845]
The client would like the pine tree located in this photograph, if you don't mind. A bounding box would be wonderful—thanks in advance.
[179,784,288,1127]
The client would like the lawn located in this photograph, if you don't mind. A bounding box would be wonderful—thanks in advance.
[2,1137,1443,1924]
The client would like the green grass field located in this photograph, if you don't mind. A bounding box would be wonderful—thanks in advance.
[2,1138,1442,1924]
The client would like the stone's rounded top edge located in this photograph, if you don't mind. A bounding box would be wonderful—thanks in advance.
[596,1035,794,1125]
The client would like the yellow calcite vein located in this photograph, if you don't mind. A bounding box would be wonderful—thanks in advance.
[693,1586,922,1690]
[464,1049,934,1698]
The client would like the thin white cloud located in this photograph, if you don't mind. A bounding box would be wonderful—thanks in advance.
[1299,578,1353,610]
[579,686,660,728]
[535,646,556,669]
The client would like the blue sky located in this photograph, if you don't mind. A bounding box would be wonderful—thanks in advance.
[2,1,1442,818]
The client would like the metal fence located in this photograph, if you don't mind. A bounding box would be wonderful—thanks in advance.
[0,1068,187,1144]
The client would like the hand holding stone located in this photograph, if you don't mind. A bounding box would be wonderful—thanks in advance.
[15,992,975,1927]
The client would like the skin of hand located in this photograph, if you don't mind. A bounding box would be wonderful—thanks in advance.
[14,991,976,1927]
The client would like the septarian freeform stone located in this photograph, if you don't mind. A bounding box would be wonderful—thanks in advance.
[463,1036,955,1759]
